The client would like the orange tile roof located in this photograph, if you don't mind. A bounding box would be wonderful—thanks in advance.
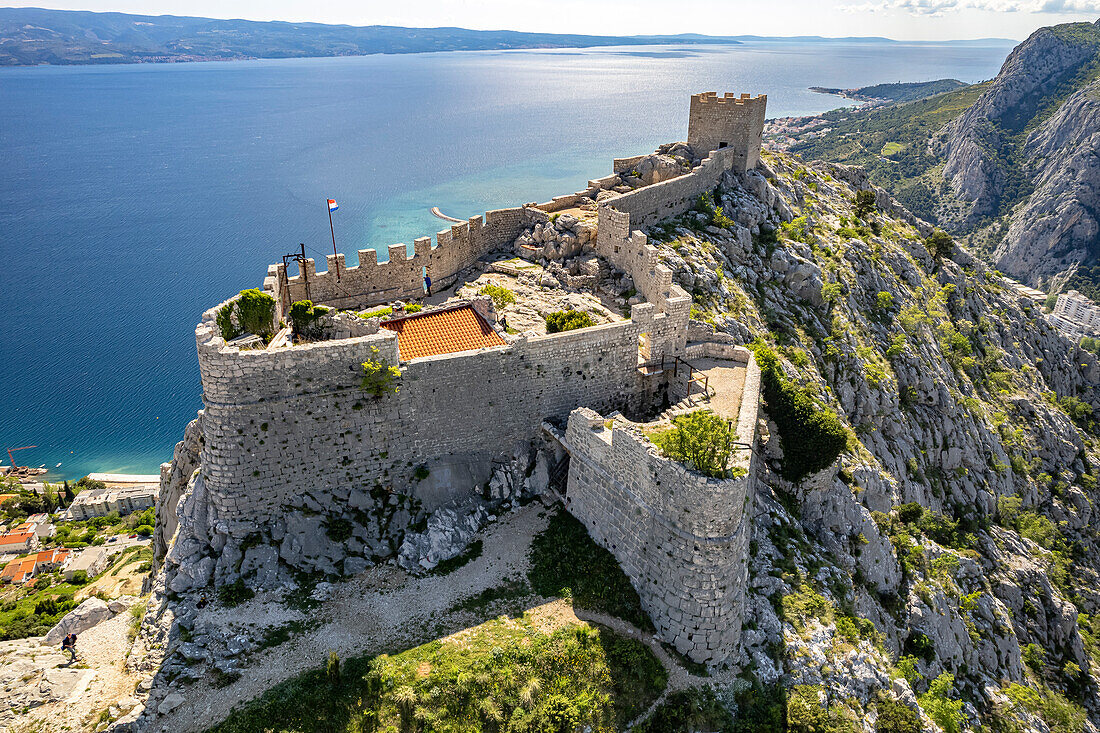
[35,548,68,565]
[2,556,36,583]
[0,494,17,505]
[0,531,34,546]
[381,305,505,361]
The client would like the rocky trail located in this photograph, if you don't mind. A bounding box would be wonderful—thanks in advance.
[149,503,551,732]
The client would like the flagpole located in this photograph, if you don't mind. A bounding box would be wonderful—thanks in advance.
[327,199,340,280]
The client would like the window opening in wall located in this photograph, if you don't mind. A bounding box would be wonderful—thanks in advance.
[639,332,653,362]
[718,142,728,148]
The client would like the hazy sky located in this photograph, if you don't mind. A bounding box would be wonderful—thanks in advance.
[7,0,1100,40]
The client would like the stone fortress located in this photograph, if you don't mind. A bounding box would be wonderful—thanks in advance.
[159,92,768,665]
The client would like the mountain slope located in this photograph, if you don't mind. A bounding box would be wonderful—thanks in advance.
[660,151,1100,731]
[784,19,1100,292]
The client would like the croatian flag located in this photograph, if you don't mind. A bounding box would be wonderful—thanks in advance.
[328,199,339,212]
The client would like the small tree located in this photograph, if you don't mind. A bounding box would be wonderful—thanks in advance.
[217,289,277,341]
[854,189,877,220]
[650,410,737,479]
[361,346,401,397]
[925,229,955,261]
[236,289,276,338]
[289,300,330,340]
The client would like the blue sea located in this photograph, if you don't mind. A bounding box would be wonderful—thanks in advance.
[0,40,1014,480]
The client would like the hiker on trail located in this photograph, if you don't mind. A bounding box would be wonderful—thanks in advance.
[197,594,208,609]
[424,272,432,297]
[61,633,77,663]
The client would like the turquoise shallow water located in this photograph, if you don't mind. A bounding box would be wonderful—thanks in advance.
[0,41,1014,480]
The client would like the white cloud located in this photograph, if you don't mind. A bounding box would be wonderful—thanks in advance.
[842,0,1100,14]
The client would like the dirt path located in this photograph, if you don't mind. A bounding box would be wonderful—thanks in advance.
[157,504,552,732]
[13,610,144,733]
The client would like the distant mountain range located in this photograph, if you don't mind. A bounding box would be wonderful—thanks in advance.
[0,7,1014,67]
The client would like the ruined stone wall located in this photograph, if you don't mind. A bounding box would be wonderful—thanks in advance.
[687,92,768,173]
[600,145,738,231]
[564,406,756,665]
[263,206,534,315]
[192,298,690,551]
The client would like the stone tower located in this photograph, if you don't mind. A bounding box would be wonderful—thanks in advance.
[687,92,768,173]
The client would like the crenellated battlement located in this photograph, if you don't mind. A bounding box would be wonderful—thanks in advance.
[691,91,768,106]
[688,92,767,173]
[264,205,537,314]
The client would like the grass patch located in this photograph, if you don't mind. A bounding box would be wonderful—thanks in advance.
[358,306,393,320]
[635,687,735,732]
[450,578,531,615]
[209,615,665,733]
[528,510,653,632]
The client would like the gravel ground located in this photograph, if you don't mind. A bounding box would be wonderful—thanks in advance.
[154,503,552,733]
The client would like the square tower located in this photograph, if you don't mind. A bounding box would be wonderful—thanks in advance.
[687,92,768,173]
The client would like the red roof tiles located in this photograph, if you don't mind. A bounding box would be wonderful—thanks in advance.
[381,305,505,361]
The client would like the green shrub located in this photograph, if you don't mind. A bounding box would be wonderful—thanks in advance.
[905,631,935,663]
[636,686,735,733]
[217,289,277,341]
[135,525,153,537]
[786,685,833,733]
[649,410,738,478]
[288,300,330,340]
[528,510,652,631]
[1022,642,1045,672]
[925,229,954,260]
[854,189,877,219]
[752,342,848,481]
[897,502,923,525]
[875,695,920,733]
[1004,683,1085,733]
[217,578,255,608]
[479,283,516,309]
[403,304,422,313]
[212,617,665,733]
[360,346,401,397]
[544,310,596,333]
[918,673,964,733]
[237,289,276,338]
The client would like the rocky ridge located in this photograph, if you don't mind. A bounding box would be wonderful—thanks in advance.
[123,143,1100,732]
[935,20,1100,288]
[635,149,1100,731]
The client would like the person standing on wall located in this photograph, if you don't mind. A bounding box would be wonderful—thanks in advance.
[424,271,432,297]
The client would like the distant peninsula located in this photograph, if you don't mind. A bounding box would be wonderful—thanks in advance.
[809,79,968,104]
[0,8,1016,67]
[0,7,749,66]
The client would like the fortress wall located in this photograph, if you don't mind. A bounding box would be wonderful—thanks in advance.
[194,305,661,534]
[265,206,534,313]
[687,92,767,174]
[603,145,738,230]
[613,155,648,174]
[565,407,754,664]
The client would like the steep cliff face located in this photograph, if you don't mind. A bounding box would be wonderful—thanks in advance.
[992,79,1100,279]
[935,20,1100,286]
[938,22,1100,221]
[650,151,1100,731]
